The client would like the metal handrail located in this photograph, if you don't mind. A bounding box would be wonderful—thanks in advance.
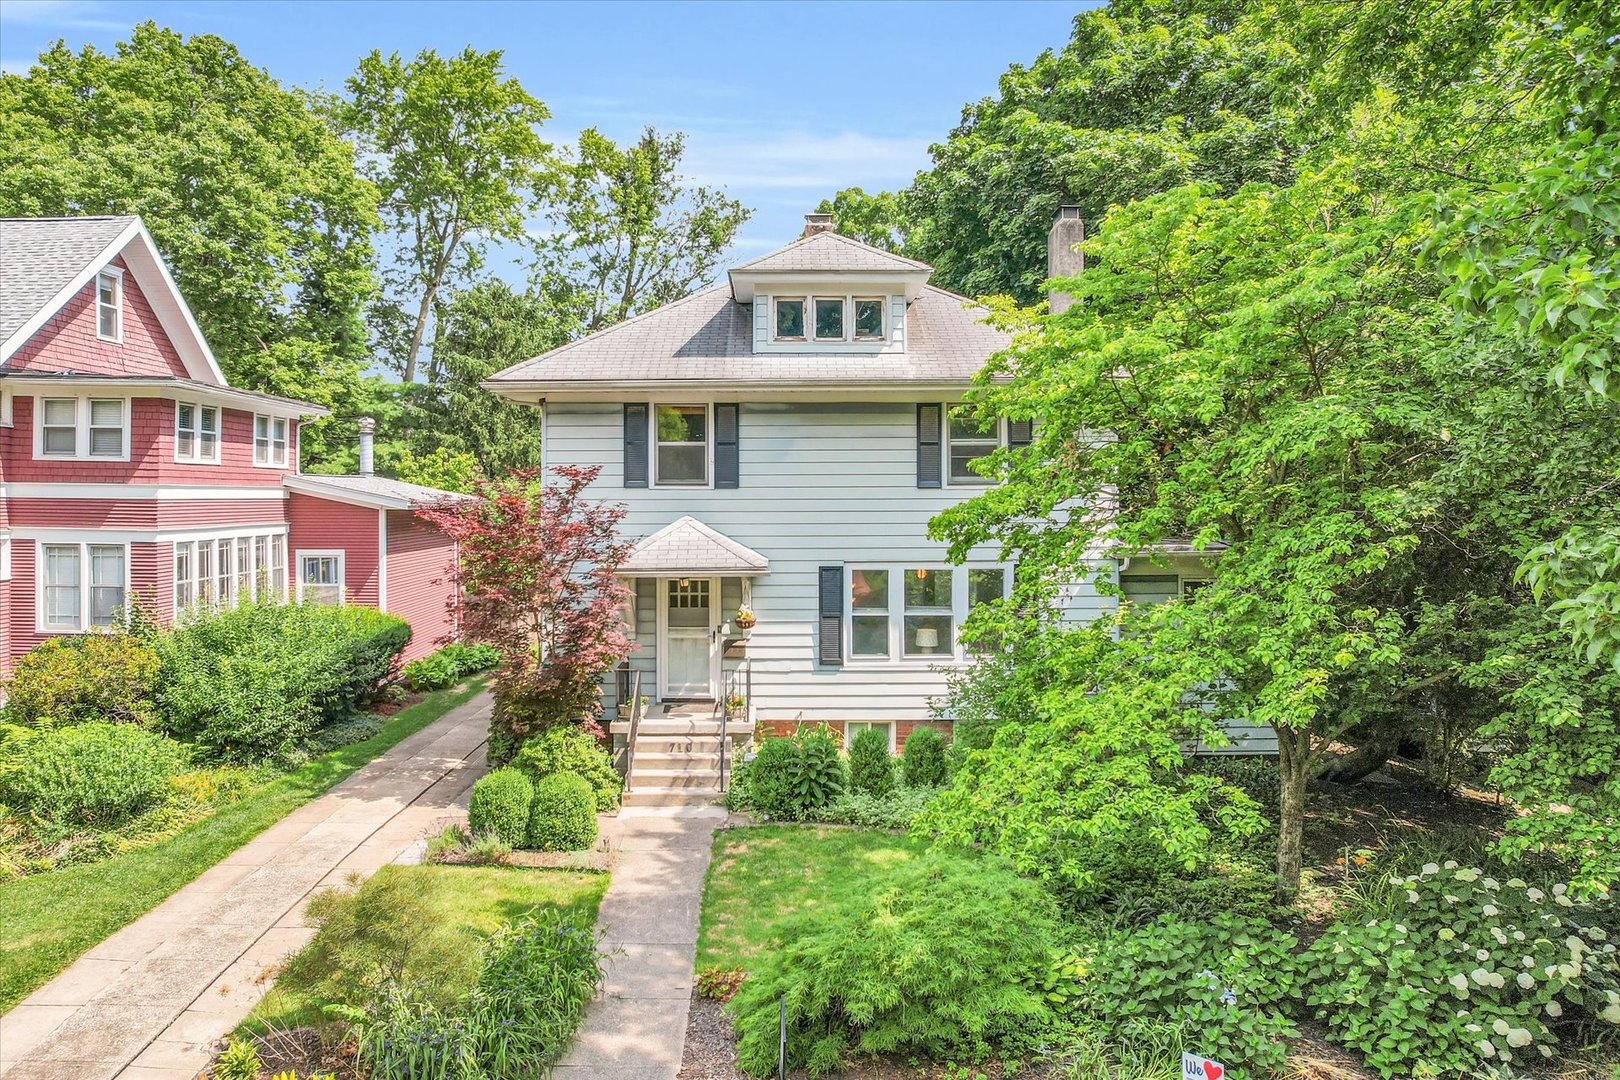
[717,658,751,792]
[623,669,643,792]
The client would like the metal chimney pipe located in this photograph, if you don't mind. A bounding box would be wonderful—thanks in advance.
[1047,206,1085,315]
[357,416,375,476]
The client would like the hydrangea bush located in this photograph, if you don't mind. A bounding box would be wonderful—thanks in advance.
[1300,861,1620,1077]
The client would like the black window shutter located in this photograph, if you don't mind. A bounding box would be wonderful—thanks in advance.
[715,403,739,488]
[916,403,943,489]
[623,403,649,488]
[1008,419,1034,449]
[818,565,844,666]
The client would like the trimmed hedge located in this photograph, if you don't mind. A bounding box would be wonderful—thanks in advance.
[2,722,187,828]
[525,772,597,851]
[513,727,622,812]
[848,727,896,797]
[468,769,534,848]
[900,726,947,787]
[1,633,159,729]
[152,602,410,759]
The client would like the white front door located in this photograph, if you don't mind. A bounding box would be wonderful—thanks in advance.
[661,577,716,698]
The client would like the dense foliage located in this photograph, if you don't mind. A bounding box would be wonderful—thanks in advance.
[846,727,895,798]
[729,728,845,821]
[730,851,1065,1076]
[154,602,410,759]
[513,727,622,812]
[467,769,533,849]
[898,726,947,787]
[524,772,597,852]
[401,642,501,692]
[1,634,158,729]
[1,723,187,830]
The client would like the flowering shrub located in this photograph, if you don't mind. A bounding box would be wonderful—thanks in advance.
[1300,862,1620,1077]
[1078,914,1299,1078]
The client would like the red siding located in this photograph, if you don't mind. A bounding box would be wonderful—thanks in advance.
[287,493,379,608]
[8,259,190,378]
[1,396,297,486]
[5,497,286,529]
[385,510,458,662]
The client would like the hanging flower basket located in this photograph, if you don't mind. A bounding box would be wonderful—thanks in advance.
[733,604,756,631]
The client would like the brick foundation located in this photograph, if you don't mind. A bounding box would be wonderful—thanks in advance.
[755,718,951,749]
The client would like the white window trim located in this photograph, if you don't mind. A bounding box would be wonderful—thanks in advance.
[35,540,130,635]
[650,403,713,489]
[844,563,1012,666]
[296,549,346,604]
[770,294,888,344]
[0,531,12,581]
[844,720,897,752]
[32,395,131,462]
[253,413,290,468]
[173,526,289,619]
[1,385,13,427]
[96,267,123,343]
[945,414,1008,488]
[174,401,222,465]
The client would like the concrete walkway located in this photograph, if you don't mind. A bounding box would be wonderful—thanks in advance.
[0,691,493,1080]
[553,806,726,1080]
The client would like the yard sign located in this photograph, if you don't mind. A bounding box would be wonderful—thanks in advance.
[1182,1051,1226,1080]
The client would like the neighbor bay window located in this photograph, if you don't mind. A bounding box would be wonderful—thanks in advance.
[845,564,1012,663]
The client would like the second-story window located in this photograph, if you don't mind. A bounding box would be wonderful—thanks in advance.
[96,270,122,342]
[853,298,885,340]
[38,397,125,459]
[254,414,289,467]
[175,402,221,463]
[771,295,888,343]
[654,404,708,486]
[947,415,1003,485]
[41,398,77,454]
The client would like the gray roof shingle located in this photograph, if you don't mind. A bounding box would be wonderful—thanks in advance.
[730,230,932,274]
[619,516,770,575]
[285,473,468,509]
[487,284,1011,388]
[0,217,137,345]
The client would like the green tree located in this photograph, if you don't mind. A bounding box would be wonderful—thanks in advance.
[900,0,1298,302]
[814,187,905,251]
[535,127,750,333]
[0,23,378,459]
[343,47,553,384]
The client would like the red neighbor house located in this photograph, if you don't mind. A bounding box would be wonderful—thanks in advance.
[0,216,460,676]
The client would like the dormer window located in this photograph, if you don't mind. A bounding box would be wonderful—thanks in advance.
[770,295,887,343]
[96,269,122,342]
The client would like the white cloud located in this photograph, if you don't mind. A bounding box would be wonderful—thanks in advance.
[0,0,126,30]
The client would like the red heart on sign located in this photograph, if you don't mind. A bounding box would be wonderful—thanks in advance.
[1204,1065,1223,1080]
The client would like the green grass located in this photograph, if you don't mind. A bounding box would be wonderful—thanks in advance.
[0,678,488,1012]
[242,863,608,1033]
[697,824,932,972]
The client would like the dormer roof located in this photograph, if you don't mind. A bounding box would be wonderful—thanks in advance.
[728,230,932,303]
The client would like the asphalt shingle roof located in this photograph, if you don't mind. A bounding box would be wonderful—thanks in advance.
[286,473,468,508]
[488,283,1011,388]
[730,230,932,274]
[619,516,770,575]
[0,217,136,345]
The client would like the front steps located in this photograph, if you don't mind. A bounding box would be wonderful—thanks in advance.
[621,703,732,809]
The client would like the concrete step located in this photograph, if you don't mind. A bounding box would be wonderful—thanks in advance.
[635,718,724,736]
[634,750,725,768]
[630,768,721,789]
[633,734,725,752]
[622,787,724,808]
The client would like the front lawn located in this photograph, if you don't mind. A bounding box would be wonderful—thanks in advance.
[0,678,487,1011]
[243,862,609,1033]
[697,825,931,973]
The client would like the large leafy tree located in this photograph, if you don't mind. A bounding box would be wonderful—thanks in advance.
[0,23,378,460]
[901,0,1298,303]
[813,187,906,251]
[343,47,553,384]
[535,127,750,333]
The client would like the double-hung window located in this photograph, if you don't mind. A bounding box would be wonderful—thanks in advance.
[846,564,1012,663]
[269,535,286,600]
[175,402,221,463]
[947,416,1002,484]
[654,404,708,486]
[96,270,122,342]
[38,397,127,459]
[254,415,289,467]
[299,551,344,605]
[41,542,126,632]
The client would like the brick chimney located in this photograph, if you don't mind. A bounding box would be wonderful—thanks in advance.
[1047,206,1085,314]
[357,416,375,476]
[802,212,835,238]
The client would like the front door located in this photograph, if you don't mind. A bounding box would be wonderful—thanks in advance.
[662,577,715,699]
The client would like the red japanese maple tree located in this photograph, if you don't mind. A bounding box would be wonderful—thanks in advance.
[418,465,633,761]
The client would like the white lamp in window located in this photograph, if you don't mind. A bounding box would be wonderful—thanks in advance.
[913,626,940,651]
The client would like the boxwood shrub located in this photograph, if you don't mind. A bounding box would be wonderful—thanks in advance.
[468,768,534,848]
[2,722,187,828]
[152,601,410,758]
[899,726,947,787]
[513,727,622,812]
[847,727,895,798]
[525,772,598,851]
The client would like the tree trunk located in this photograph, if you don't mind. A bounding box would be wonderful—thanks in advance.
[1276,728,1310,904]
[403,287,433,385]
[1316,726,1399,784]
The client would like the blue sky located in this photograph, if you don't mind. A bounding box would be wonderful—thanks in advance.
[0,0,1095,270]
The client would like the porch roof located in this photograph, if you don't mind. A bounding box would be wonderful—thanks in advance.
[619,516,770,577]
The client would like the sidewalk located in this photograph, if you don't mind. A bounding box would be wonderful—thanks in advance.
[0,691,492,1080]
[552,807,727,1080]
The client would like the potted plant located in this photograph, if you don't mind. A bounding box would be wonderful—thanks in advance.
[733,604,756,631]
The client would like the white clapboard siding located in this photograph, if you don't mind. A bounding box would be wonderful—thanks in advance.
[550,400,1116,725]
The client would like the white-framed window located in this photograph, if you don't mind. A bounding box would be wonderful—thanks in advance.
[846,564,1013,664]
[34,396,129,460]
[39,541,127,632]
[175,402,221,464]
[235,536,253,601]
[254,414,289,467]
[174,529,286,617]
[215,537,233,607]
[653,404,709,487]
[947,415,1004,485]
[298,550,344,606]
[269,534,286,600]
[845,720,896,752]
[96,269,122,342]
[175,541,196,612]
[771,295,888,344]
